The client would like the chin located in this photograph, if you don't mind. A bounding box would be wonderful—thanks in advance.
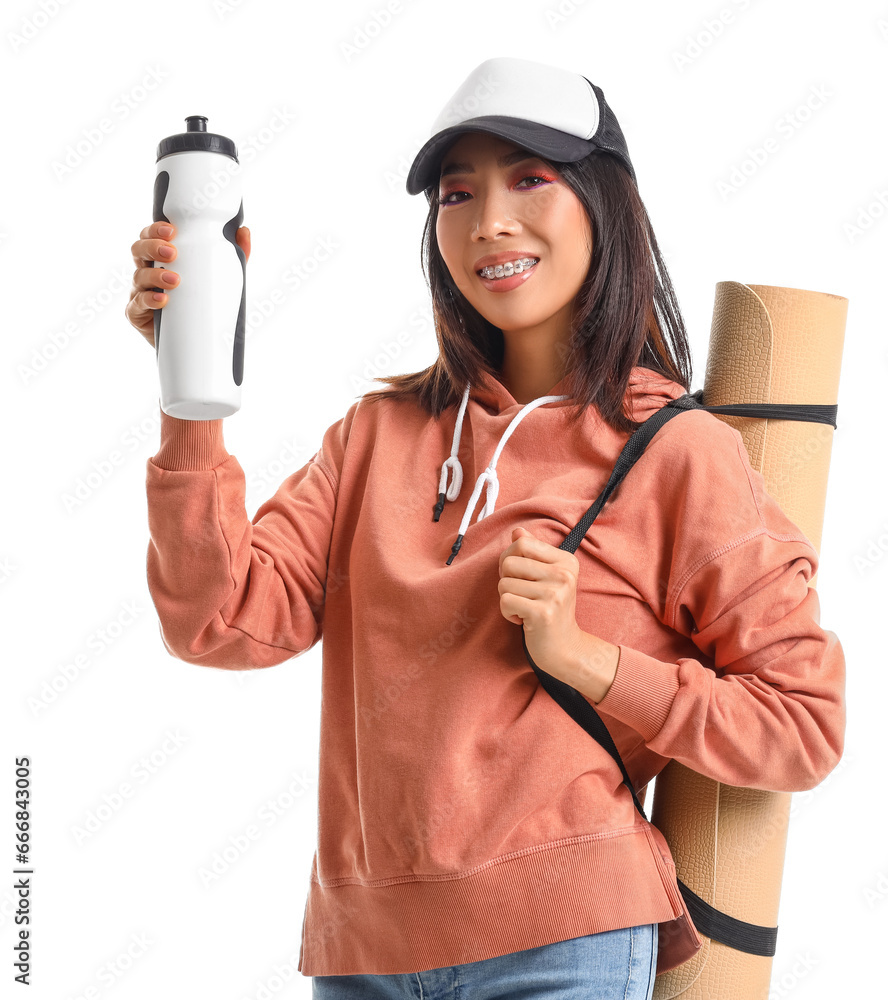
[481,306,552,329]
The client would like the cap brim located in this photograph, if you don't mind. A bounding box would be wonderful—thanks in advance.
[405,116,596,196]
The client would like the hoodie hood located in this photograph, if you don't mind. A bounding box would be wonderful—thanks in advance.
[434,366,687,565]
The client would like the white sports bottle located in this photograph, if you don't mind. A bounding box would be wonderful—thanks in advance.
[152,115,246,419]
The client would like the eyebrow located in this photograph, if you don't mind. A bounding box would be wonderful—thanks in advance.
[439,149,542,180]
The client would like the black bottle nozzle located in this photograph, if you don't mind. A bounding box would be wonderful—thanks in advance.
[157,115,236,161]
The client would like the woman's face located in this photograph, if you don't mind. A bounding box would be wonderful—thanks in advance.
[435,131,593,341]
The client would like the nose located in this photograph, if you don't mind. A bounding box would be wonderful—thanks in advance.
[471,184,521,241]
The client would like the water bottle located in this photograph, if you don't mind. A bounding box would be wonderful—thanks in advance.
[152,115,246,419]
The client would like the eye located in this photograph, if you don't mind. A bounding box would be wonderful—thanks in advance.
[437,189,469,206]
[515,172,556,190]
[437,172,556,206]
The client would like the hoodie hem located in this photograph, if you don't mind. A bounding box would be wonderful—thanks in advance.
[297,822,688,976]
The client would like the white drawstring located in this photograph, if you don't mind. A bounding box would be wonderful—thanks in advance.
[436,383,471,508]
[444,392,570,564]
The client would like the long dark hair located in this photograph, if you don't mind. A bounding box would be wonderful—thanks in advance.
[361,147,693,434]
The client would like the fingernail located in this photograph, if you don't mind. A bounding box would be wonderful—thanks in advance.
[158,246,174,258]
[157,225,172,238]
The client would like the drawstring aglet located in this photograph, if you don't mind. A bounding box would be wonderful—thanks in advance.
[445,534,464,565]
[432,493,446,521]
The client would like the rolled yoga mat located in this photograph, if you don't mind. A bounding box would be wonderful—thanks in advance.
[651,282,848,1000]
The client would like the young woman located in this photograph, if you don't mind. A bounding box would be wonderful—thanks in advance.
[127,57,845,1000]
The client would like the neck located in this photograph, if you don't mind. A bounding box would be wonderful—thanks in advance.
[498,314,573,404]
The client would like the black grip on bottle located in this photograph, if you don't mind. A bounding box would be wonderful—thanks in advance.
[151,170,172,354]
[223,199,246,387]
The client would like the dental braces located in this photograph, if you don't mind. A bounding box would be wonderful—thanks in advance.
[478,257,539,279]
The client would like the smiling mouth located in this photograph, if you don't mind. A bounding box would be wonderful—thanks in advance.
[477,257,540,280]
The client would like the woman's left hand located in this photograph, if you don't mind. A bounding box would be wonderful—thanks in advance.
[498,526,619,702]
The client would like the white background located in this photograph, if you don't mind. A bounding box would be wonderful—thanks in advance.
[3,1,886,998]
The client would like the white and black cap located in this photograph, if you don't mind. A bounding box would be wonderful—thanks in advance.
[406,56,636,196]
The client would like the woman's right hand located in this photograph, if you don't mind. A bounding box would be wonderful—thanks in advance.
[127,222,251,348]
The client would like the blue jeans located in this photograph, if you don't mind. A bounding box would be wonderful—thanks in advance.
[312,922,658,999]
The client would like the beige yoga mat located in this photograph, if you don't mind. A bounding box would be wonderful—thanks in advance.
[651,282,848,999]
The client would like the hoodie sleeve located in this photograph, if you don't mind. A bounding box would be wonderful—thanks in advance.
[145,404,354,669]
[593,415,846,794]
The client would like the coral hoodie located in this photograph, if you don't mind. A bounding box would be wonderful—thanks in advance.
[144,365,845,977]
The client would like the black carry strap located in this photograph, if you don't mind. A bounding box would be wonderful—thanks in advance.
[522,393,837,958]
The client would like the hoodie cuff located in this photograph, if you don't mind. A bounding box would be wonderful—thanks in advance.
[593,644,682,742]
[150,408,229,471]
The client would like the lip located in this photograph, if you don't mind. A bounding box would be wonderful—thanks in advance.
[474,250,540,273]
